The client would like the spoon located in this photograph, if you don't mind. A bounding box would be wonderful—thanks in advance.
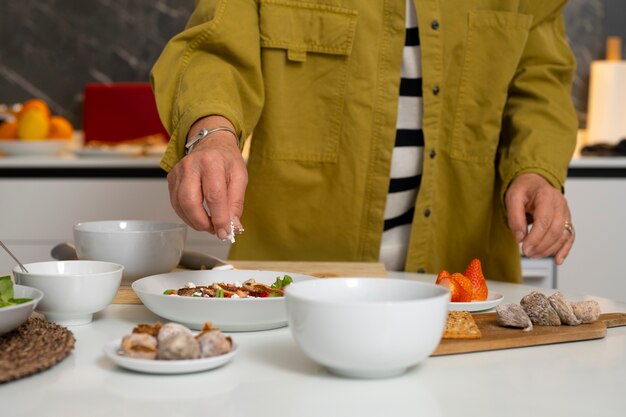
[50,242,78,261]
[0,240,29,273]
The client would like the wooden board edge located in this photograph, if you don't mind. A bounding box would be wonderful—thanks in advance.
[431,328,607,356]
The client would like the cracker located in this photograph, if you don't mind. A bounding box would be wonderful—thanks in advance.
[442,311,482,339]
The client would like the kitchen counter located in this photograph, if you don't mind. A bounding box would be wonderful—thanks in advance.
[3,153,626,176]
[568,155,626,177]
[0,154,165,178]
[2,272,625,417]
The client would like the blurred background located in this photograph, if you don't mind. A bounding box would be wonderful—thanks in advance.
[1,1,625,301]
[0,0,624,129]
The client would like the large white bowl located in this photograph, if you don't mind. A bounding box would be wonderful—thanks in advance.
[0,285,44,335]
[73,220,187,283]
[13,260,124,326]
[132,270,316,331]
[285,278,449,379]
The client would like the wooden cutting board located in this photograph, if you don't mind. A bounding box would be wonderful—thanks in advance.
[432,312,626,356]
[112,261,387,304]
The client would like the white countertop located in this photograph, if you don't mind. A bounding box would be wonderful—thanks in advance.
[569,155,626,168]
[2,272,625,417]
[0,153,163,168]
[2,154,626,169]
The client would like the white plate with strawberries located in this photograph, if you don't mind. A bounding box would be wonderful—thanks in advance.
[435,259,503,311]
[449,292,504,312]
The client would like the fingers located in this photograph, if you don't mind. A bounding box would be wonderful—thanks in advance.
[228,164,248,235]
[505,173,574,264]
[167,138,247,240]
[555,226,575,265]
[168,161,212,232]
[505,188,529,244]
[201,153,231,240]
[521,192,558,257]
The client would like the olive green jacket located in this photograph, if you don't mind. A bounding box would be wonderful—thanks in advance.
[152,0,577,282]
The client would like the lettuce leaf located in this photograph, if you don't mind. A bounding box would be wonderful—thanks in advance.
[0,275,31,307]
[270,275,293,290]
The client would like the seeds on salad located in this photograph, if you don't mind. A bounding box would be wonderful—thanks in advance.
[164,276,294,299]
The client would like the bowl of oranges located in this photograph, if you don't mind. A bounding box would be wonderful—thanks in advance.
[0,98,74,157]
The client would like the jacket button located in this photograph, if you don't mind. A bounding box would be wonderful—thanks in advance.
[424,208,431,218]
[417,268,425,274]
[431,20,440,30]
[430,149,436,159]
[432,85,440,95]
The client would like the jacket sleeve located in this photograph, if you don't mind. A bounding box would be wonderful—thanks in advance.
[150,0,264,172]
[498,1,578,201]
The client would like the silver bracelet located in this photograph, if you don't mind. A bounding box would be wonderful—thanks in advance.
[185,127,239,154]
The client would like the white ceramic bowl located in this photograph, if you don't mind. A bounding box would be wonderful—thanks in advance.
[285,278,449,379]
[132,270,316,331]
[73,220,187,283]
[13,261,124,326]
[0,285,44,335]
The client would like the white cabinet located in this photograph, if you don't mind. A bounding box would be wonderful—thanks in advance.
[557,177,626,302]
[0,178,230,275]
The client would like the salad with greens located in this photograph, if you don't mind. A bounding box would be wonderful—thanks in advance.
[163,275,294,298]
[0,275,32,308]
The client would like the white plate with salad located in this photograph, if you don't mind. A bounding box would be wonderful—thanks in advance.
[0,276,44,335]
[132,270,317,332]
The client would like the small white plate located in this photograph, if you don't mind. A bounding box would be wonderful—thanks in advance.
[74,145,143,158]
[449,292,504,312]
[0,139,68,157]
[103,339,238,374]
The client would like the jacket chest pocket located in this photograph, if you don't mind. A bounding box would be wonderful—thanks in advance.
[450,10,533,163]
[257,0,357,162]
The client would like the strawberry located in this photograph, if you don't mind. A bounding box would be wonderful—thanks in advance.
[449,273,474,302]
[435,270,451,285]
[464,258,489,301]
[437,274,473,302]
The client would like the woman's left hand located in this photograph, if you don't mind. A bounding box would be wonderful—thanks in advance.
[505,172,574,265]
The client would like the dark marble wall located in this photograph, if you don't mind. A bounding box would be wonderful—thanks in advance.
[564,0,606,127]
[0,0,617,128]
[0,0,193,127]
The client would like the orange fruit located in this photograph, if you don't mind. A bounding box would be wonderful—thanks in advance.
[47,116,74,139]
[17,109,49,140]
[0,120,18,139]
[20,98,50,120]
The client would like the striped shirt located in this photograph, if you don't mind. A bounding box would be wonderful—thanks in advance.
[379,0,424,271]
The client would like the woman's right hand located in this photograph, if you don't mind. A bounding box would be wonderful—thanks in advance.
[167,115,248,240]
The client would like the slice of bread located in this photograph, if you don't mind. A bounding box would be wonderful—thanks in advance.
[442,311,482,339]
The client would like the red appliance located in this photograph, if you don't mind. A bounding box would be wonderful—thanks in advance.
[83,82,169,144]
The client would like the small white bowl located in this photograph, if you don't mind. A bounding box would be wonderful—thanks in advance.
[0,285,44,335]
[13,261,124,326]
[73,220,186,283]
[285,278,449,379]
